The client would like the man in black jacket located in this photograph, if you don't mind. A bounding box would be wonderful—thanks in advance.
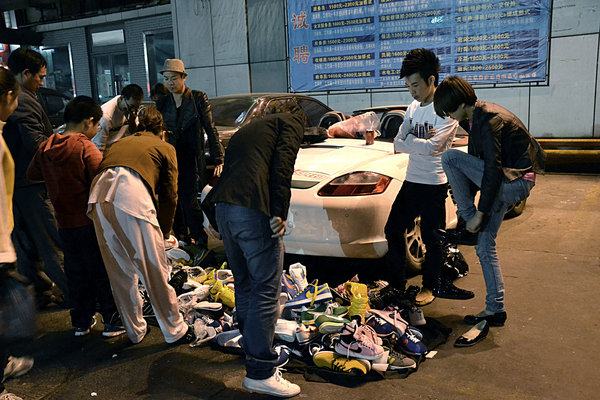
[434,76,545,327]
[206,104,305,398]
[156,59,224,249]
[3,48,67,307]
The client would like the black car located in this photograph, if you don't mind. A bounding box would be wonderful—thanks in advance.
[209,93,333,148]
[37,87,71,129]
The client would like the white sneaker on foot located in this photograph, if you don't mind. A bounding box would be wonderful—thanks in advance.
[242,368,301,398]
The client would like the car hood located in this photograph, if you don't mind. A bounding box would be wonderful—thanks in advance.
[292,138,403,188]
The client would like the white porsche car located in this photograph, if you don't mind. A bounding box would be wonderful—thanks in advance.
[203,94,470,271]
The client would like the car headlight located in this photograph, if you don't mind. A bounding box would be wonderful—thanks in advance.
[317,172,392,196]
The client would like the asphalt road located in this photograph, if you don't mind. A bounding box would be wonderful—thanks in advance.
[3,172,600,400]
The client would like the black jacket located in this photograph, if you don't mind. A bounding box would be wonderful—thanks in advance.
[469,101,546,214]
[156,87,224,191]
[3,88,54,188]
[206,113,304,220]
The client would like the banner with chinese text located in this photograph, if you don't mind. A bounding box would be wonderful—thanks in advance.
[287,0,550,91]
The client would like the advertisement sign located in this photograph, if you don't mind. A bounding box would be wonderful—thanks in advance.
[287,0,551,91]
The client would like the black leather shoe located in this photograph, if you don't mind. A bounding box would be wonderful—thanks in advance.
[430,277,474,300]
[171,325,196,346]
[454,320,489,347]
[464,311,507,326]
[437,228,479,246]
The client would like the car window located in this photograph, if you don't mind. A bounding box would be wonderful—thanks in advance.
[380,114,404,140]
[210,97,258,127]
[298,98,330,127]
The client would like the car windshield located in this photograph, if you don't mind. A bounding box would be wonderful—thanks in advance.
[209,96,259,127]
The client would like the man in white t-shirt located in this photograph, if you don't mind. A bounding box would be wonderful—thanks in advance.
[92,84,144,153]
[385,48,473,301]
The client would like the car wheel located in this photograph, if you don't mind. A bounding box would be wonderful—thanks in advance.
[404,217,425,273]
[504,199,527,219]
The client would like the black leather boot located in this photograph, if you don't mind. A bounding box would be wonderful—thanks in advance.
[430,276,474,300]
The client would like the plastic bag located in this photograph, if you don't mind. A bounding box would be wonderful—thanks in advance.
[327,111,381,138]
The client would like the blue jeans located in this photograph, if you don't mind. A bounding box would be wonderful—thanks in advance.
[215,203,283,380]
[442,149,535,313]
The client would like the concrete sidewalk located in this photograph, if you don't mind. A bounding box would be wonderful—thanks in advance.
[3,173,599,400]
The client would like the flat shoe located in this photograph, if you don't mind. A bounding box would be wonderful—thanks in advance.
[454,320,489,347]
[464,311,507,326]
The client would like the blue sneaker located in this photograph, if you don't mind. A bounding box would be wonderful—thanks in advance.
[274,345,290,367]
[398,329,427,357]
[281,273,299,299]
[365,313,396,339]
[284,280,333,310]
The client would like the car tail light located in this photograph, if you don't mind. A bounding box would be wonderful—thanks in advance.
[317,172,392,196]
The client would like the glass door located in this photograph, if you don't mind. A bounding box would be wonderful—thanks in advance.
[93,53,130,104]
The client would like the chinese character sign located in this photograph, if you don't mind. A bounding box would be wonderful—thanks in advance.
[287,0,550,91]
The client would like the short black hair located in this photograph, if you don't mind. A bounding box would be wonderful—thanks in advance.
[7,48,47,76]
[400,48,440,86]
[433,76,477,118]
[121,84,144,101]
[64,96,102,125]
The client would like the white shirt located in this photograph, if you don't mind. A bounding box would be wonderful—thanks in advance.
[393,100,457,185]
[92,96,134,154]
[88,167,159,228]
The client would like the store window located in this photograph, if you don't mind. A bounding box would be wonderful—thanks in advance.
[144,30,175,90]
[39,46,75,97]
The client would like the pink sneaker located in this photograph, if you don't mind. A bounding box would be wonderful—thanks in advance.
[334,320,384,360]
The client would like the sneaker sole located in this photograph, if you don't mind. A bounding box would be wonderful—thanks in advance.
[102,329,127,337]
[242,382,300,398]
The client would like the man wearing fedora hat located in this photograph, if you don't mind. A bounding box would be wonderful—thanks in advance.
[156,59,224,249]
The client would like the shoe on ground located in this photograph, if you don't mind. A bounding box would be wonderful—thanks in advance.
[74,316,97,337]
[300,302,348,324]
[313,350,371,375]
[213,328,243,348]
[455,320,489,347]
[414,287,435,306]
[295,324,319,345]
[408,306,426,326]
[103,323,127,338]
[333,320,384,360]
[398,329,428,357]
[369,307,409,336]
[242,368,300,398]
[208,280,235,308]
[464,310,507,326]
[0,391,23,400]
[430,276,474,300]
[288,262,309,292]
[281,273,300,300]
[284,280,332,310]
[386,347,417,370]
[3,356,34,382]
[171,325,196,345]
[345,282,370,323]
[315,314,350,334]
[274,345,290,368]
[274,319,298,343]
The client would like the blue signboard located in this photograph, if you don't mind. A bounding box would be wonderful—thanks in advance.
[287,0,551,91]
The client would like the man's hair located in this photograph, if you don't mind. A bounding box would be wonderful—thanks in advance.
[7,48,47,76]
[64,96,102,125]
[264,99,308,127]
[400,48,440,87]
[433,76,477,118]
[121,84,144,101]
[0,67,20,98]
[150,82,169,98]
[137,105,165,135]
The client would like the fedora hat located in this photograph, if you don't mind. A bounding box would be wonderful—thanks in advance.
[160,59,188,77]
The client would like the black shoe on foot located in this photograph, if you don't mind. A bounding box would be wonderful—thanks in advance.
[437,228,479,246]
[464,311,507,326]
[430,277,474,300]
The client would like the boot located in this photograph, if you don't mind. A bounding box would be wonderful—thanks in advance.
[430,276,474,300]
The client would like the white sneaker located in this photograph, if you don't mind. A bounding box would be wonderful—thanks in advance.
[288,263,308,292]
[3,356,34,382]
[242,368,301,398]
[408,306,426,326]
[274,319,298,343]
